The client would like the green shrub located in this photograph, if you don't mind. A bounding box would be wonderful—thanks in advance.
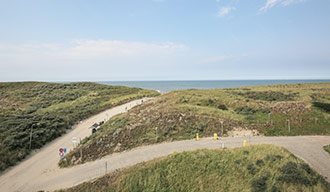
[300,163,314,175]
[251,175,269,192]
[277,162,311,186]
[218,104,228,110]
[243,150,250,155]
[247,163,257,175]
[235,91,298,102]
[235,106,257,115]
[265,154,283,162]
[313,102,330,113]
[323,145,330,154]
[256,159,265,167]
[270,186,281,192]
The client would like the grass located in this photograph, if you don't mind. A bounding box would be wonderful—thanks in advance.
[324,145,330,155]
[58,144,330,192]
[313,102,330,113]
[0,81,160,172]
[234,90,298,102]
[61,83,330,167]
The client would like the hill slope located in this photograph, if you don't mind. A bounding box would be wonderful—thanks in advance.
[61,83,330,167]
[59,145,330,192]
[0,81,159,172]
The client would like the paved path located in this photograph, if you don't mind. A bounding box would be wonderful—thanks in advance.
[0,98,151,192]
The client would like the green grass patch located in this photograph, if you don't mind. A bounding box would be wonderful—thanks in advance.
[234,91,298,102]
[324,145,330,155]
[58,145,330,192]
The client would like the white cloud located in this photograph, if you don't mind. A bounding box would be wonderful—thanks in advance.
[65,40,187,58]
[0,40,187,59]
[0,40,189,81]
[217,6,236,18]
[260,0,306,12]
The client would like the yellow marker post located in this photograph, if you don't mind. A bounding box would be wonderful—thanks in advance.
[213,133,218,140]
[243,140,247,147]
[196,133,199,141]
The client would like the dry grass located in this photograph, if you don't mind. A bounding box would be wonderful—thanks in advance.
[58,145,330,192]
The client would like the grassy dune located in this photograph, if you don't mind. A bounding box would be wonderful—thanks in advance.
[59,145,330,192]
[61,83,330,167]
[0,81,160,172]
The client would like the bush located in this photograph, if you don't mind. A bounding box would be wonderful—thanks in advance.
[265,154,283,162]
[247,163,257,174]
[256,159,265,167]
[277,162,311,186]
[251,175,269,192]
[313,102,330,113]
[243,150,250,155]
[270,186,281,192]
[218,104,228,110]
[235,106,257,115]
[323,145,330,154]
[300,163,314,175]
[235,91,298,102]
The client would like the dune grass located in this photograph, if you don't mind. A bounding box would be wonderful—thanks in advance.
[0,81,159,172]
[61,83,330,167]
[58,144,330,192]
[324,145,330,155]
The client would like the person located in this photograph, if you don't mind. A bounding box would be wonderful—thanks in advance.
[92,128,96,134]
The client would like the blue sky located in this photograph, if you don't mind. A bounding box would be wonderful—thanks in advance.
[0,0,329,81]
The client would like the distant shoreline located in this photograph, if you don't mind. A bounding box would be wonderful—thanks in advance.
[2,79,329,93]
[96,79,330,93]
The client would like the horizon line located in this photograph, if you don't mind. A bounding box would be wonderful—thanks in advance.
[1,78,330,83]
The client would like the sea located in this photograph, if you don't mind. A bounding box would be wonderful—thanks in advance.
[96,79,330,93]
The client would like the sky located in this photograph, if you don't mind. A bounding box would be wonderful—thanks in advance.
[0,0,330,81]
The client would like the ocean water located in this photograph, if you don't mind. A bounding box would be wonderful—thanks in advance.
[97,80,330,93]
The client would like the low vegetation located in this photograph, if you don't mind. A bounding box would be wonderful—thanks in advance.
[324,145,330,155]
[61,83,330,167]
[234,90,298,102]
[313,102,330,113]
[0,82,159,172]
[58,145,330,192]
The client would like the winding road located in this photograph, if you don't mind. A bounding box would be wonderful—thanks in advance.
[0,99,329,192]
